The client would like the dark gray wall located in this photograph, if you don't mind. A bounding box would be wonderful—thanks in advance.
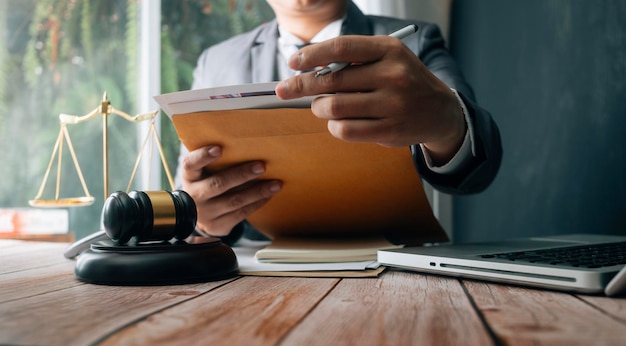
[448,0,626,242]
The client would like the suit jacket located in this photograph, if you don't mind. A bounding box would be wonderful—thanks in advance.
[178,1,501,195]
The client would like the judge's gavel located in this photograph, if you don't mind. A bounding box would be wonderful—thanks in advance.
[102,190,197,244]
[71,190,238,285]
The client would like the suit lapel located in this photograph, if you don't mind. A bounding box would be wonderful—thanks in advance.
[248,2,372,83]
[251,20,279,83]
[342,2,373,35]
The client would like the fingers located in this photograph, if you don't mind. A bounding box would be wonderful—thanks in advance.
[195,180,281,237]
[292,35,391,72]
[275,36,410,99]
[197,200,270,237]
[185,158,269,202]
[182,146,268,194]
[199,179,281,218]
[181,146,222,182]
[325,117,395,146]
[275,60,373,100]
[310,92,388,120]
[180,146,283,237]
[273,34,452,148]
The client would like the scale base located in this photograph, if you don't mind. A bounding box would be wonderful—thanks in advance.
[75,237,238,285]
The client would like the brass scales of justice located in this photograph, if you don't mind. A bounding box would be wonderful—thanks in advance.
[30,93,239,286]
[29,92,175,208]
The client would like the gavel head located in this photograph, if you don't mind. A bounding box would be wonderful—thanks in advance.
[102,190,197,245]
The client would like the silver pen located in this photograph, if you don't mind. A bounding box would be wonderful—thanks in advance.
[315,24,419,77]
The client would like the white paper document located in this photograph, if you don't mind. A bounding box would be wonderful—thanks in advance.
[233,242,380,273]
[154,82,316,116]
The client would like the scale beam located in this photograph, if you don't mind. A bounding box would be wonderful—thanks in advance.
[30,93,173,208]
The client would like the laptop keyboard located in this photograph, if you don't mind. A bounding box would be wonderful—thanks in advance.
[479,241,626,268]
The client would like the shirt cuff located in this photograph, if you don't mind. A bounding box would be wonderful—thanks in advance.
[419,88,476,174]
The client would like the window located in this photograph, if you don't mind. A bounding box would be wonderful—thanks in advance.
[1,0,274,241]
[158,0,274,187]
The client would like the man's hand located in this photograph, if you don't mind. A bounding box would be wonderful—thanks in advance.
[181,146,282,236]
[275,34,466,166]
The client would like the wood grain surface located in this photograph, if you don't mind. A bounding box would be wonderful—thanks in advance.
[1,240,625,346]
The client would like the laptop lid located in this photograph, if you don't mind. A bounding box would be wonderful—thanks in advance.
[377,234,626,295]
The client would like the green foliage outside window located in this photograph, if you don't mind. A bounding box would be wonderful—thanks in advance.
[0,0,273,239]
[159,0,274,182]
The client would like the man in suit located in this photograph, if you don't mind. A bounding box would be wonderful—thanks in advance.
[177,0,501,242]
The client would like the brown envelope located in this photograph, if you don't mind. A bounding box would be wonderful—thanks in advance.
[172,108,447,245]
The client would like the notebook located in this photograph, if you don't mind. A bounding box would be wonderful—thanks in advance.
[377,233,626,296]
[254,236,401,263]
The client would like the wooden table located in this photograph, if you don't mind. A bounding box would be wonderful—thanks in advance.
[1,240,625,346]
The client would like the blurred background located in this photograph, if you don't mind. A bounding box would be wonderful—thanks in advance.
[449,1,626,242]
[0,0,275,240]
[363,0,626,242]
[1,0,624,242]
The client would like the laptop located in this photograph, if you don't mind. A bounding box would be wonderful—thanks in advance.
[378,233,626,296]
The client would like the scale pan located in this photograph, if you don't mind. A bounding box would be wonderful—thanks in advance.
[29,196,95,208]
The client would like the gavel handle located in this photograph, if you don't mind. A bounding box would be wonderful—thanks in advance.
[63,230,108,259]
